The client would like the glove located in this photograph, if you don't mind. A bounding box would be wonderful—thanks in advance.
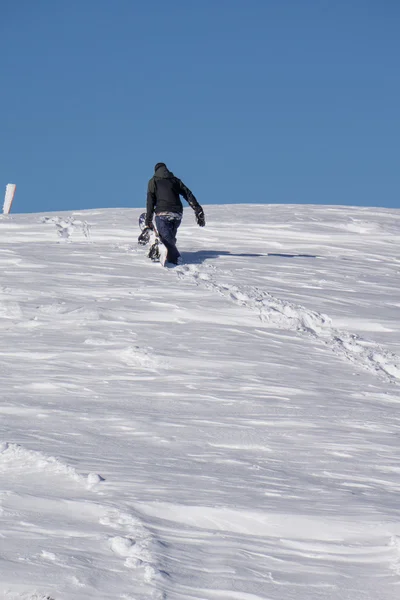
[195,207,205,227]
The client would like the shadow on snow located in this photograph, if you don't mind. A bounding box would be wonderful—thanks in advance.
[267,253,319,259]
[181,250,319,264]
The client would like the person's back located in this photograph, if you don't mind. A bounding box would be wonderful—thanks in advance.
[146,163,203,223]
[145,162,205,265]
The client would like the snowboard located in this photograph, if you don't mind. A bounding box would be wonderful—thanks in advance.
[138,212,168,266]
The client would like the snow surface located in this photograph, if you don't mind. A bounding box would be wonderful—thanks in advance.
[0,203,400,600]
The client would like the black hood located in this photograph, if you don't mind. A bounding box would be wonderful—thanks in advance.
[154,165,174,179]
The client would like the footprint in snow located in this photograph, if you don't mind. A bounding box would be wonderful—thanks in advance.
[101,509,166,588]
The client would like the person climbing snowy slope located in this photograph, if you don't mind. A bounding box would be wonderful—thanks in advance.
[145,162,205,265]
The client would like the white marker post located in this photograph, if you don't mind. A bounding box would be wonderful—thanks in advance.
[3,184,16,214]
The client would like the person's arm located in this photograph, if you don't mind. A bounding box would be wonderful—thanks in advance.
[177,178,199,209]
[177,178,205,226]
[145,179,156,227]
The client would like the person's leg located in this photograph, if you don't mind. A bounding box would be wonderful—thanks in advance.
[171,219,181,263]
[155,216,181,264]
[171,219,180,249]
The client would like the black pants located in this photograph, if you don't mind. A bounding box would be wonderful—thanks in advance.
[155,216,181,264]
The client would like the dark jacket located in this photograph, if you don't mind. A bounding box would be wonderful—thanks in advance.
[146,165,201,226]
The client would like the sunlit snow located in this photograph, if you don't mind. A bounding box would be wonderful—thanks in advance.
[1,204,400,600]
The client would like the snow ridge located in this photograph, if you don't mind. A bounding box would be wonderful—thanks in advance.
[0,442,84,483]
[176,264,400,382]
[0,443,105,492]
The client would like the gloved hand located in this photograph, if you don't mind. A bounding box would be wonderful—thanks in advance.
[195,207,205,227]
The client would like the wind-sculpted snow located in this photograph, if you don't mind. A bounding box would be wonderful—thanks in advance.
[176,263,400,382]
[0,299,23,319]
[0,442,165,599]
[102,510,167,588]
[5,594,56,600]
[1,204,400,600]
[0,442,84,483]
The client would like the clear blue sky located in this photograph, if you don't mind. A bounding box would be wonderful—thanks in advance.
[1,0,399,214]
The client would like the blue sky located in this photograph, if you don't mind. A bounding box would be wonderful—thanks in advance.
[1,0,399,214]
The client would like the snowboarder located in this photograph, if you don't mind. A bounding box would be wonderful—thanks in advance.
[145,163,205,265]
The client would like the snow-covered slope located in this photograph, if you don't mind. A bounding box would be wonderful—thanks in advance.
[1,204,400,600]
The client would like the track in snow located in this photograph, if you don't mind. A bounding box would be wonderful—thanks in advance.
[174,263,400,383]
